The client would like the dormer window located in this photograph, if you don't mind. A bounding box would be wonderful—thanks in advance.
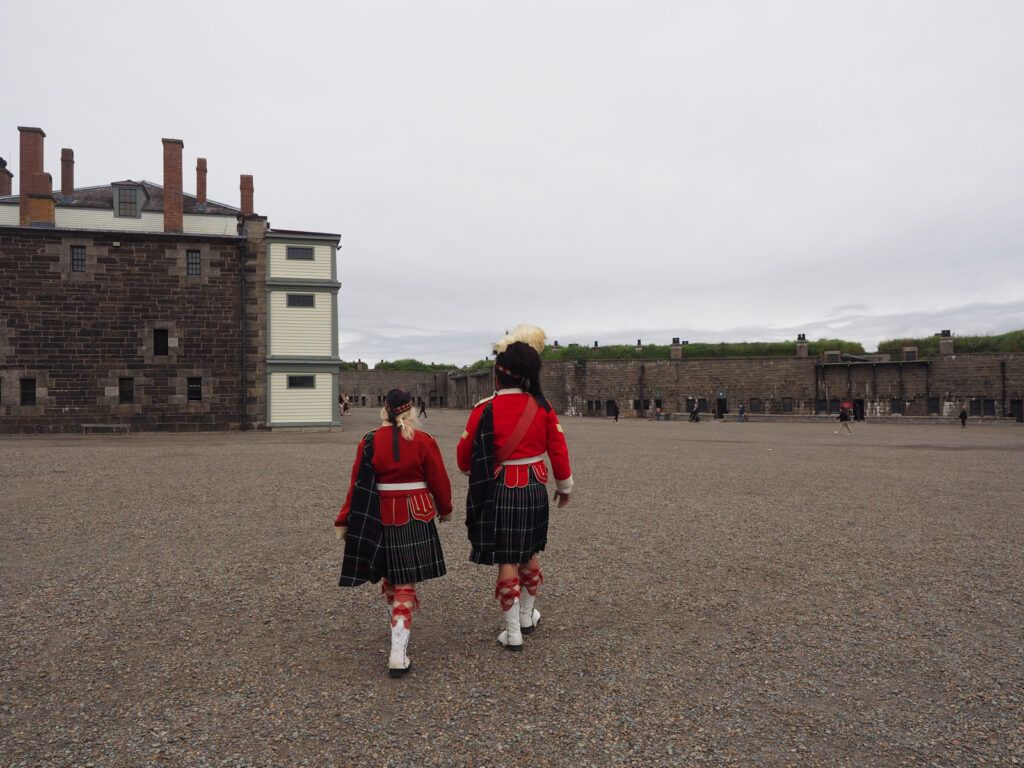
[112,183,143,218]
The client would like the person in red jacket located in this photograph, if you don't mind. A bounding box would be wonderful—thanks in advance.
[335,388,452,677]
[458,325,573,651]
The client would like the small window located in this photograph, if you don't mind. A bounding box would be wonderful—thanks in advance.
[927,397,940,415]
[187,377,202,402]
[828,398,840,414]
[118,377,134,405]
[969,399,982,417]
[983,399,996,417]
[287,375,316,389]
[286,293,316,308]
[186,250,201,276]
[782,397,794,413]
[816,398,827,414]
[686,397,695,413]
[117,187,138,217]
[286,246,315,260]
[71,245,86,272]
[654,399,662,410]
[20,378,37,406]
[632,399,641,411]
[749,398,761,414]
[891,398,904,415]
[697,398,708,413]
[154,329,169,356]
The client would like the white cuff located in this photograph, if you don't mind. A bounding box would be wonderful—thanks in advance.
[555,476,574,494]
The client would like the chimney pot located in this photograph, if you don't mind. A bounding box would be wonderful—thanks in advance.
[240,174,254,216]
[61,148,74,198]
[196,158,207,208]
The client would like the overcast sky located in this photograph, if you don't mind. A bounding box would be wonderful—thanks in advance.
[4,1,1022,364]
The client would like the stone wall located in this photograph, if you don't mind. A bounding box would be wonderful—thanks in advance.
[0,226,260,433]
[339,370,451,410]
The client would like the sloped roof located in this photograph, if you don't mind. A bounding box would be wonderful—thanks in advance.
[0,180,240,215]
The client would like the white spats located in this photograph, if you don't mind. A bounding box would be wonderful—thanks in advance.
[519,591,541,635]
[388,617,411,676]
[498,597,524,650]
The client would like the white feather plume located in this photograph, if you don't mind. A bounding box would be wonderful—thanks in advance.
[493,324,547,355]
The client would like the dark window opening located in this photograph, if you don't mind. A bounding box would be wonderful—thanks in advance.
[749,398,762,413]
[928,397,940,415]
[632,399,641,411]
[286,293,316,308]
[154,329,169,356]
[654,399,663,410]
[20,378,37,407]
[186,250,201,276]
[969,399,982,417]
[287,375,316,389]
[816,398,827,413]
[118,377,134,405]
[891,398,904,415]
[828,398,840,414]
[71,245,86,272]
[782,397,794,413]
[697,398,708,413]
[286,246,315,260]
[187,377,202,402]
[686,397,695,413]
[983,399,996,417]
[117,187,138,217]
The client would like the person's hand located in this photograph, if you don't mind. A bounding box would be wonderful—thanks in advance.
[553,491,571,508]
[335,525,347,542]
[438,513,451,524]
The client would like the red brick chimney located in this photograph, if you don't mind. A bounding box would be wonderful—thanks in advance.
[196,158,207,208]
[240,174,254,216]
[27,172,55,226]
[61,148,74,198]
[18,126,45,226]
[162,138,184,232]
[0,157,12,196]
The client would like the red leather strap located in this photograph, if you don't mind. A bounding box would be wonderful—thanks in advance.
[496,397,539,465]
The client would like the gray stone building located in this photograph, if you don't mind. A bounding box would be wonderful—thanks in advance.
[0,125,341,433]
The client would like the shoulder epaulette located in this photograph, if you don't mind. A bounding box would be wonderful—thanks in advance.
[474,394,496,408]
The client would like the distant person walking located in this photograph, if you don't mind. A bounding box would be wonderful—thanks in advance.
[959,407,968,429]
[738,404,746,422]
[689,403,701,423]
[418,398,428,418]
[834,406,853,435]
[611,401,619,422]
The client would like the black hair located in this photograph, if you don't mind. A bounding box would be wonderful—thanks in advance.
[495,341,550,411]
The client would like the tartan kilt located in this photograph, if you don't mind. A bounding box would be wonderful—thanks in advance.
[380,518,447,585]
[470,467,549,566]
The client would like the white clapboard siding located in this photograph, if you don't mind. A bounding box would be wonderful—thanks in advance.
[269,291,333,356]
[183,214,240,236]
[0,205,17,225]
[55,208,166,232]
[269,242,333,280]
[270,372,333,423]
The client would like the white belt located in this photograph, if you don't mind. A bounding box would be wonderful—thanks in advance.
[377,481,428,491]
[501,454,545,466]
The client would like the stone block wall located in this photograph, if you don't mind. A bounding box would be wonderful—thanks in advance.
[339,369,451,410]
[0,227,256,433]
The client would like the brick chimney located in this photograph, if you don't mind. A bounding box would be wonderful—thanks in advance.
[670,337,683,360]
[27,172,55,227]
[240,174,254,216]
[0,157,12,196]
[162,138,184,232]
[196,157,207,209]
[938,330,954,356]
[18,126,45,226]
[61,148,74,199]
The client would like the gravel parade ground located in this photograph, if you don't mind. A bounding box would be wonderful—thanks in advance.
[2,411,1022,767]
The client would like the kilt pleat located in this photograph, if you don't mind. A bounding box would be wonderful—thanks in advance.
[380,518,447,584]
[470,468,549,566]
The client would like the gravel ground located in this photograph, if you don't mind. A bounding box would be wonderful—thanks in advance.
[1,411,1022,767]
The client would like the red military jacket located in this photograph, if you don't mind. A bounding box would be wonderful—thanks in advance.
[336,426,453,527]
[457,389,574,492]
